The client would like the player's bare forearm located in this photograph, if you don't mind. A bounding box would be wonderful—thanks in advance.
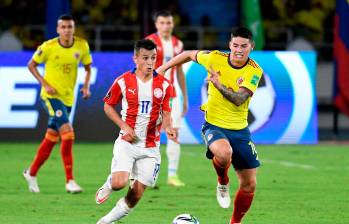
[217,85,251,106]
[162,110,178,142]
[104,103,136,141]
[28,59,56,95]
[83,64,91,89]
[27,59,44,85]
[81,64,92,99]
[162,111,173,130]
[177,66,187,98]
[104,103,127,129]
[176,65,188,114]
[157,50,198,74]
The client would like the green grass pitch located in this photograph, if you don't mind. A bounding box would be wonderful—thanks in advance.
[0,143,348,223]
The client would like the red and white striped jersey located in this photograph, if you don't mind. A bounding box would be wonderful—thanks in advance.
[146,33,184,97]
[104,70,173,148]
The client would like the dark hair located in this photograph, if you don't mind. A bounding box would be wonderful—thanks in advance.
[153,10,173,22]
[58,14,74,21]
[231,27,253,42]
[134,39,157,54]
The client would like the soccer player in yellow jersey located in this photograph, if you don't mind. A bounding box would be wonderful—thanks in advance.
[23,14,92,194]
[157,27,262,224]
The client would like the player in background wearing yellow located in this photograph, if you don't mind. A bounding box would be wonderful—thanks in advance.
[146,10,188,187]
[157,27,262,224]
[23,14,92,194]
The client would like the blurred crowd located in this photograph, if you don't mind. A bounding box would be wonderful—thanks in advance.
[0,0,45,50]
[261,0,335,58]
[0,0,336,59]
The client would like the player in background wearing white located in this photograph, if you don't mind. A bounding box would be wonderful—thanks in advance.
[95,39,177,224]
[146,10,188,187]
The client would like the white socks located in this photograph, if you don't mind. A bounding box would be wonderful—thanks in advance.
[101,197,133,223]
[106,174,112,189]
[166,139,180,177]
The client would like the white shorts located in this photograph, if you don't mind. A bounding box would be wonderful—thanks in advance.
[171,96,182,128]
[111,137,161,187]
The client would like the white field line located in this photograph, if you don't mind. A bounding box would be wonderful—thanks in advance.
[262,159,315,170]
[181,150,316,170]
[182,151,202,157]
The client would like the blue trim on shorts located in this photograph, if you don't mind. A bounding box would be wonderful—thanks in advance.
[201,121,260,170]
[41,98,71,131]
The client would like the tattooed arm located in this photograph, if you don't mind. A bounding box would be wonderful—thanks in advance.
[207,67,252,106]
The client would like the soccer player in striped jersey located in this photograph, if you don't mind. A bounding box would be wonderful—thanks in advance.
[23,14,92,194]
[146,10,188,187]
[157,27,262,224]
[95,39,177,224]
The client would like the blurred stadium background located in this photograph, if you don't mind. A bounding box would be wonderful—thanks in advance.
[1,0,349,223]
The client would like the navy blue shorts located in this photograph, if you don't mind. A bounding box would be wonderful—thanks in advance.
[201,122,260,170]
[41,98,71,131]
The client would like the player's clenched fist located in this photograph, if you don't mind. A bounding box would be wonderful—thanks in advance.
[165,127,178,143]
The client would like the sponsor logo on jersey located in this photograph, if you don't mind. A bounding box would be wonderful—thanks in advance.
[128,88,136,95]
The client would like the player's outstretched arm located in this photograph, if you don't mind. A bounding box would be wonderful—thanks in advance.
[27,59,56,95]
[207,67,251,106]
[157,50,199,74]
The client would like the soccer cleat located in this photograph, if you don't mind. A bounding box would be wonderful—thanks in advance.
[65,180,83,193]
[96,181,113,204]
[216,183,231,208]
[167,175,185,187]
[23,169,40,193]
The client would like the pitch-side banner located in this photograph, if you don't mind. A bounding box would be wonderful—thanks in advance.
[0,51,317,144]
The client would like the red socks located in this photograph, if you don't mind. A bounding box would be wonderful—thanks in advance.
[212,156,230,185]
[231,189,255,224]
[29,129,76,183]
[60,131,75,182]
[29,131,59,176]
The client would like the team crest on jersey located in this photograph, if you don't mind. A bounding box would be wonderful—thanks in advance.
[55,110,63,117]
[207,133,213,141]
[237,77,244,86]
[153,88,163,98]
[74,52,80,59]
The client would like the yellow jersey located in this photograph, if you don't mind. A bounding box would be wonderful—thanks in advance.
[197,50,263,130]
[32,36,92,106]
